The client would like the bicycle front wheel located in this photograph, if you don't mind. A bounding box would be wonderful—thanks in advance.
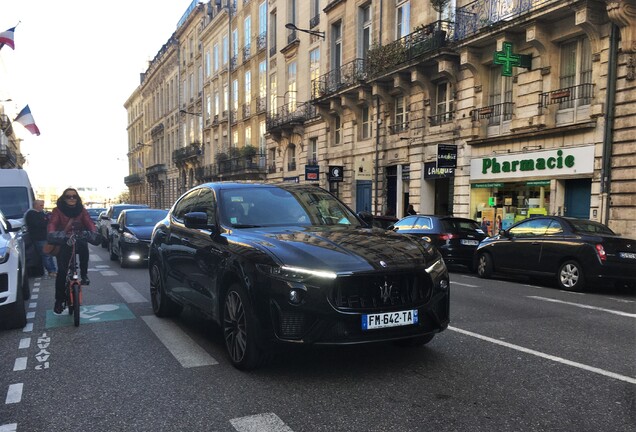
[72,284,81,326]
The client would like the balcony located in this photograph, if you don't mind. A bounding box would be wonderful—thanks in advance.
[217,153,267,178]
[173,143,202,164]
[429,111,455,126]
[311,58,367,101]
[0,145,18,168]
[389,122,409,135]
[242,44,251,62]
[455,0,556,41]
[242,104,251,119]
[309,15,320,29]
[471,102,515,123]
[257,97,266,113]
[287,161,297,171]
[124,173,144,186]
[366,21,453,78]
[212,114,219,126]
[146,164,167,179]
[539,83,594,109]
[257,32,267,51]
[195,164,218,182]
[266,102,317,136]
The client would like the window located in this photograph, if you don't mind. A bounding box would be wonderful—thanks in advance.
[270,74,277,115]
[214,91,220,116]
[245,126,252,146]
[359,4,371,60]
[223,34,229,65]
[287,61,297,110]
[259,61,267,99]
[361,106,371,139]
[397,0,410,39]
[213,44,219,72]
[232,29,238,59]
[559,37,592,109]
[259,120,266,154]
[287,144,296,170]
[332,21,342,72]
[206,95,211,121]
[189,73,194,100]
[309,48,320,98]
[308,137,318,164]
[259,2,267,36]
[334,115,342,145]
[244,71,251,105]
[223,84,229,113]
[394,96,409,132]
[288,0,297,26]
[487,67,513,127]
[270,11,277,53]
[205,51,211,77]
[434,82,453,124]
[244,16,251,49]
[311,0,320,22]
[232,130,238,148]
[232,79,239,111]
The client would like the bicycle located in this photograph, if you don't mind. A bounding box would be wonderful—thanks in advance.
[50,230,102,326]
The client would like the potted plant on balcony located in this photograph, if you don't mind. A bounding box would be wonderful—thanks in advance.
[241,144,257,159]
[431,0,451,12]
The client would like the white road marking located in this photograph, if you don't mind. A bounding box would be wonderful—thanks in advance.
[100,270,118,277]
[111,282,147,303]
[26,312,35,319]
[0,423,17,432]
[449,326,636,384]
[32,288,39,293]
[18,338,30,349]
[5,384,23,404]
[90,254,103,262]
[28,303,36,309]
[33,282,40,287]
[608,297,634,304]
[31,294,38,300]
[13,358,27,371]
[451,281,479,287]
[22,323,33,333]
[230,413,294,432]
[528,296,636,318]
[95,265,110,269]
[141,316,218,368]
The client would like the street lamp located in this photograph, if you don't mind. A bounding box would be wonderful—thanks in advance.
[284,23,325,40]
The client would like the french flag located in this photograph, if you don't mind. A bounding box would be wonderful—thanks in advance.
[14,105,41,136]
[0,27,16,50]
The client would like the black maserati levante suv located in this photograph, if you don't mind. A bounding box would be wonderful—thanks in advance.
[149,182,450,370]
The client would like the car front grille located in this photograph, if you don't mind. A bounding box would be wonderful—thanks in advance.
[330,272,432,312]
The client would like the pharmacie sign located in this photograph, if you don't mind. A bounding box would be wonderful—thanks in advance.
[470,146,594,181]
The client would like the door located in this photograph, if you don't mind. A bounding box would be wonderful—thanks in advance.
[356,181,372,213]
[564,178,591,218]
[386,166,397,216]
[496,218,550,272]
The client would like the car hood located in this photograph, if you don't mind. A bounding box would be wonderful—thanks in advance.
[227,226,441,273]
[127,226,154,241]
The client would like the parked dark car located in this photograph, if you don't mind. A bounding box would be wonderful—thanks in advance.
[372,214,398,229]
[98,204,149,248]
[474,216,636,291]
[86,207,106,223]
[149,182,450,370]
[391,215,487,270]
[109,208,168,267]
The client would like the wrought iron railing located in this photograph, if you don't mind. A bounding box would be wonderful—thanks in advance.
[218,153,267,175]
[266,102,317,131]
[312,58,367,100]
[195,164,218,181]
[268,164,277,174]
[269,45,277,57]
[230,55,237,70]
[242,44,251,61]
[538,83,594,109]
[287,30,297,45]
[242,104,251,118]
[146,164,166,176]
[0,145,17,167]
[389,122,409,134]
[212,114,219,126]
[429,111,455,126]
[287,161,297,171]
[471,102,515,122]
[366,20,453,78]
[257,97,266,113]
[173,143,202,163]
[455,0,556,41]
[257,32,266,51]
[124,173,144,185]
[310,15,320,28]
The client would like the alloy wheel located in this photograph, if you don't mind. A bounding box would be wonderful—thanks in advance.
[223,291,247,364]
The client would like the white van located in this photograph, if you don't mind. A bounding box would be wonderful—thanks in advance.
[0,169,36,229]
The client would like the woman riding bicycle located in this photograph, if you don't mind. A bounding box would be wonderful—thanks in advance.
[47,188,97,314]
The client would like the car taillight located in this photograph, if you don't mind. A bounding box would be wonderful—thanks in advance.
[595,244,606,262]
[439,233,454,241]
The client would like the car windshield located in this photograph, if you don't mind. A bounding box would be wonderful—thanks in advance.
[126,210,167,226]
[442,218,483,233]
[0,187,30,219]
[569,219,615,235]
[219,186,362,228]
[113,205,146,219]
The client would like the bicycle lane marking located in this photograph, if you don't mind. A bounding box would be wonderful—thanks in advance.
[141,316,218,368]
[111,282,147,303]
[448,326,636,384]
[230,413,294,432]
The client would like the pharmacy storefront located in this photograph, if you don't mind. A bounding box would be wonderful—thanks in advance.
[469,146,595,236]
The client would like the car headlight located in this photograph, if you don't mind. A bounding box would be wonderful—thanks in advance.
[256,264,337,282]
[122,232,140,243]
[0,246,9,264]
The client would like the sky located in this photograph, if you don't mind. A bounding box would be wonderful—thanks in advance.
[0,0,196,195]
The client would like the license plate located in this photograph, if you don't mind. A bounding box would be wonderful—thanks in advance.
[619,252,636,259]
[362,310,418,330]
[461,239,479,246]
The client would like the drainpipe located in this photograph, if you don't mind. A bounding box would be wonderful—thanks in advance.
[374,95,380,215]
[601,23,618,225]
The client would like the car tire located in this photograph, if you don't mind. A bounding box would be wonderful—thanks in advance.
[0,273,27,330]
[393,333,435,347]
[109,242,117,261]
[22,271,30,301]
[101,231,108,248]
[118,249,129,268]
[149,262,181,317]
[223,283,268,370]
[476,252,493,278]
[557,260,585,292]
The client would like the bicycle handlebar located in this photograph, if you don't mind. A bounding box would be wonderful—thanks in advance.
[47,230,102,246]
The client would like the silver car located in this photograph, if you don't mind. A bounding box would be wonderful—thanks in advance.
[0,209,30,329]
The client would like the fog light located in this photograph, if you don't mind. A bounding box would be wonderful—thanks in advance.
[289,289,302,304]
[439,279,449,290]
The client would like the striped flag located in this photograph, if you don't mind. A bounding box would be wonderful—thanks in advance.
[14,105,41,136]
[0,27,16,50]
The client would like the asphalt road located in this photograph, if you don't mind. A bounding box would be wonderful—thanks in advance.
[1,245,634,432]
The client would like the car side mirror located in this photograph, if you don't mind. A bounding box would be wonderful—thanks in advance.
[184,211,215,231]
[357,211,374,227]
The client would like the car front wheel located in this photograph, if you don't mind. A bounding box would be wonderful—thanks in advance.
[557,260,585,291]
[476,252,493,278]
[149,262,181,317]
[223,283,268,370]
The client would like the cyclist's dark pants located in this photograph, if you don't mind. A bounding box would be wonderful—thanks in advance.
[54,240,89,301]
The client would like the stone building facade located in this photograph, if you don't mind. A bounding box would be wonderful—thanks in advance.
[126,0,635,234]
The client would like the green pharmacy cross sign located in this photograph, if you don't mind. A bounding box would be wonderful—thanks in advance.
[493,42,531,77]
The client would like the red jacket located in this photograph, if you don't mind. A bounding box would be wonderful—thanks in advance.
[47,207,96,234]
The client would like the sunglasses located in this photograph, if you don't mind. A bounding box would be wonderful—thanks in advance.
[64,195,78,200]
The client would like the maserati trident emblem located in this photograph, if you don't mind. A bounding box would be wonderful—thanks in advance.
[380,281,393,303]
[380,260,388,268]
